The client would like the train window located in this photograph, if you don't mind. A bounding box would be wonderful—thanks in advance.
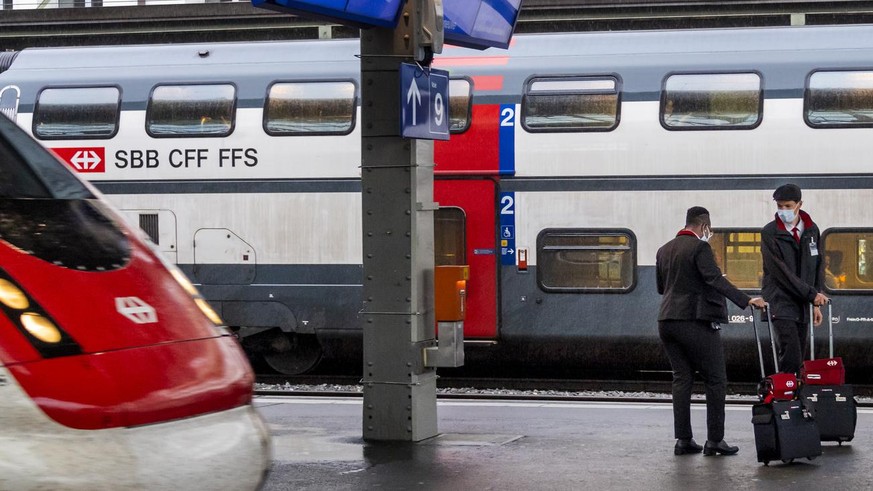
[661,73,762,130]
[435,207,466,266]
[147,84,235,138]
[821,230,873,292]
[522,76,620,132]
[33,87,120,140]
[264,81,356,136]
[449,78,472,133]
[536,229,635,292]
[805,71,873,128]
[709,230,762,289]
[1,85,19,121]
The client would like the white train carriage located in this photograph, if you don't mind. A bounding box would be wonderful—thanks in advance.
[2,24,873,379]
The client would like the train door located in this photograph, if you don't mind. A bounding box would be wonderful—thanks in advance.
[434,179,497,338]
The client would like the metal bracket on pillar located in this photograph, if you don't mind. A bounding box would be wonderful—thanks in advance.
[423,321,465,368]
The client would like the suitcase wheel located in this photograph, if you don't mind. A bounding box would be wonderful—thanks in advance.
[782,459,794,464]
[807,456,816,461]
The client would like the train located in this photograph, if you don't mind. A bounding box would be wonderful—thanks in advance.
[2,24,873,383]
[0,115,270,488]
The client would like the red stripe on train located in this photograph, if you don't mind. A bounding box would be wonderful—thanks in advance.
[436,104,501,175]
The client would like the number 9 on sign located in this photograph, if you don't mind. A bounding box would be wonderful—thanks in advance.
[434,92,444,126]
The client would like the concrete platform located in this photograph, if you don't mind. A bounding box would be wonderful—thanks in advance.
[256,396,873,490]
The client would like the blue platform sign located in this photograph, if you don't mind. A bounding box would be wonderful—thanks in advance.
[443,0,522,50]
[498,192,516,265]
[251,0,403,28]
[400,63,450,141]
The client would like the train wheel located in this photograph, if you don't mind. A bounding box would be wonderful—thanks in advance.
[263,333,322,375]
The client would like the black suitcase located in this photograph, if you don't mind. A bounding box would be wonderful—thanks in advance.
[798,384,856,443]
[797,302,857,444]
[750,306,822,465]
[752,400,822,464]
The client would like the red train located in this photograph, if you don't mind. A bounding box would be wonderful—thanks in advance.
[0,114,270,489]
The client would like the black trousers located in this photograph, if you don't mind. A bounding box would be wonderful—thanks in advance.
[658,320,727,442]
[772,318,808,375]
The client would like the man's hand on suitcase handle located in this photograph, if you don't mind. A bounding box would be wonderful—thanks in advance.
[813,292,829,306]
[812,293,829,327]
[748,297,767,309]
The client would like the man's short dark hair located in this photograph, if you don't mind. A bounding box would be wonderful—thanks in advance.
[685,206,711,227]
[773,183,802,202]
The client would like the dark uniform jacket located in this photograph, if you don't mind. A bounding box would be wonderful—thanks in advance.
[761,210,823,323]
[656,231,751,323]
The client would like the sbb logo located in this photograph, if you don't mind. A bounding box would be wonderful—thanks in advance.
[50,147,105,173]
[827,360,838,367]
[785,380,795,388]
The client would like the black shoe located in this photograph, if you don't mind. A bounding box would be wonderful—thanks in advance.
[674,438,703,455]
[703,440,739,456]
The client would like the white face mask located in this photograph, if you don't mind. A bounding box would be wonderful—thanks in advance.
[777,207,797,224]
[700,227,712,242]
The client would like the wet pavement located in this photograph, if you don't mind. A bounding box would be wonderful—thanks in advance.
[256,396,872,490]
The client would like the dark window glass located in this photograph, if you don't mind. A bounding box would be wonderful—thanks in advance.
[0,114,91,200]
[537,230,635,292]
[523,77,619,132]
[264,81,355,135]
[147,84,235,137]
[662,73,761,129]
[822,230,873,291]
[0,200,129,271]
[33,87,120,139]
[435,207,466,266]
[806,71,873,128]
[449,78,472,133]
[710,230,762,289]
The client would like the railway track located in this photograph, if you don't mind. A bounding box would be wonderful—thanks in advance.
[255,375,873,406]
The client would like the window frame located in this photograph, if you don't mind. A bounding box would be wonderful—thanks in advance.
[821,227,873,295]
[803,68,873,129]
[449,76,473,134]
[262,79,358,137]
[434,206,467,266]
[145,82,237,139]
[659,70,764,132]
[32,85,122,141]
[521,73,623,134]
[535,227,637,294]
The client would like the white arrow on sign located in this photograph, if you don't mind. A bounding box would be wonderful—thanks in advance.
[407,77,422,125]
[70,150,102,170]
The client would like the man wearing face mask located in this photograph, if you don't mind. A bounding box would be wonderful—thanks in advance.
[657,206,766,456]
[762,184,829,376]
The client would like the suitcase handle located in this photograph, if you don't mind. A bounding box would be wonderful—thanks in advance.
[808,300,834,360]
[752,304,778,378]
